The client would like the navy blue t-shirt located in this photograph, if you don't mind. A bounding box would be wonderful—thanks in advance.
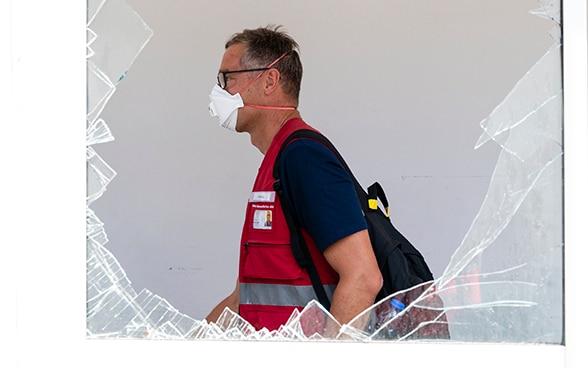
[278,138,367,252]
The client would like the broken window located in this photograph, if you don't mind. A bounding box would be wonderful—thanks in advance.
[86,0,563,342]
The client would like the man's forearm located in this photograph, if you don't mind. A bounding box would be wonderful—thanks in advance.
[329,278,378,326]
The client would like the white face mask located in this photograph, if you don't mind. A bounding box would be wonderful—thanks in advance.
[208,84,244,131]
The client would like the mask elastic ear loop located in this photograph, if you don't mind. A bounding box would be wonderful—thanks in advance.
[245,104,296,110]
[238,51,289,96]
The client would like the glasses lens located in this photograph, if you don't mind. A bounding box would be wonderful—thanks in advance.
[217,72,225,89]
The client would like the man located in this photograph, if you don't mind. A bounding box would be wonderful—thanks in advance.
[206,25,382,333]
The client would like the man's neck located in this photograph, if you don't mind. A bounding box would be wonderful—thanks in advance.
[250,110,300,154]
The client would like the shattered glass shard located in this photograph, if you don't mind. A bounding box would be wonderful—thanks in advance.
[342,282,450,341]
[475,44,562,161]
[529,0,561,23]
[87,234,201,339]
[201,300,343,341]
[87,0,153,86]
[86,146,116,206]
[86,61,115,127]
[86,28,97,58]
[435,39,563,343]
[279,300,342,340]
[86,118,114,146]
[87,0,108,26]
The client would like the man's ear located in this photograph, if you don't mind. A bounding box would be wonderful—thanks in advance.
[263,69,281,95]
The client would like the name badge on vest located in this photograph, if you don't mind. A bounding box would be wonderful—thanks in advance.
[250,191,275,230]
[249,191,275,203]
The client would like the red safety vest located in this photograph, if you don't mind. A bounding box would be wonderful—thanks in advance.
[238,118,339,331]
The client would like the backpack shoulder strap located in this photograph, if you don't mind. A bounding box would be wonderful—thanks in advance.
[273,129,369,209]
[272,130,336,309]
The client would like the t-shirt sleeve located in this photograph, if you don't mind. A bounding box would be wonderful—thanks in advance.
[279,138,367,252]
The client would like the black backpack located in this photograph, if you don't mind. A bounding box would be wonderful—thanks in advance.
[273,129,434,310]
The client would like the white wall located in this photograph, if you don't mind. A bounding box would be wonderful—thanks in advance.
[90,0,556,320]
[5,0,587,367]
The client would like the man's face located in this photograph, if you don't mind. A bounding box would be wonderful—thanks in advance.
[219,44,253,95]
[218,43,264,132]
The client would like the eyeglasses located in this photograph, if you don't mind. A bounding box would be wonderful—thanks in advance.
[217,68,270,90]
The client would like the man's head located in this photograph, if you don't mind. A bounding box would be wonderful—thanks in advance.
[224,25,303,103]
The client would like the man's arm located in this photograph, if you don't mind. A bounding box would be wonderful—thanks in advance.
[280,139,382,328]
[323,229,383,326]
[205,278,239,323]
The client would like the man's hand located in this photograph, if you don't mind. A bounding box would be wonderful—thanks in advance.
[205,278,239,324]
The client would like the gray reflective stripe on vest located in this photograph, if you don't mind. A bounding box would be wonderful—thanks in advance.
[240,283,336,307]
